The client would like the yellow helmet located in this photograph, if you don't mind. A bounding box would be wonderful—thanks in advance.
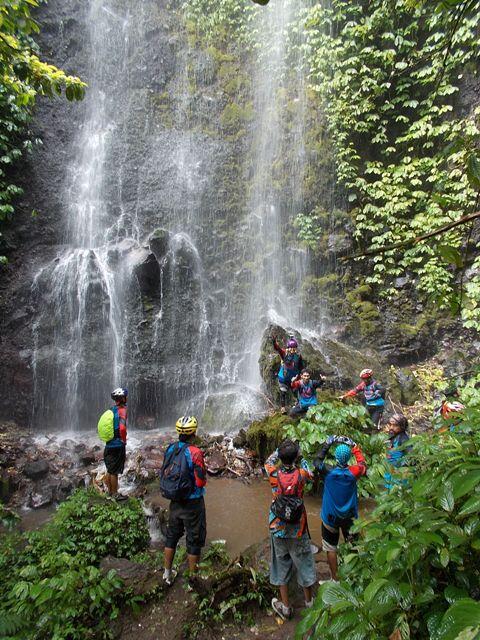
[175,415,198,435]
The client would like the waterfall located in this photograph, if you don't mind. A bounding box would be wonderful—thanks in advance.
[29,0,312,432]
[240,0,309,386]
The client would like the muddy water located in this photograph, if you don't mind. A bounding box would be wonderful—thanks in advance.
[18,476,372,558]
[149,477,374,557]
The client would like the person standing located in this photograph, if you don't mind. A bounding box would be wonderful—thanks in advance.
[102,387,128,501]
[314,436,367,582]
[384,413,410,488]
[341,369,385,428]
[265,439,316,620]
[272,336,306,414]
[161,416,207,586]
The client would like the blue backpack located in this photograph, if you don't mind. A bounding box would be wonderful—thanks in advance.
[159,442,194,501]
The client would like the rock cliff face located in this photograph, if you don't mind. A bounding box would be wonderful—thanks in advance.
[0,0,319,429]
[0,0,477,431]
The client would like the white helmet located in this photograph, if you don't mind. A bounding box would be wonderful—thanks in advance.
[111,387,128,400]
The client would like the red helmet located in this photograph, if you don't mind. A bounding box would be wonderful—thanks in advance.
[360,369,373,379]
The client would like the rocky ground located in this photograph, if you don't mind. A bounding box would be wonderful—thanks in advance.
[0,420,265,511]
[102,538,330,640]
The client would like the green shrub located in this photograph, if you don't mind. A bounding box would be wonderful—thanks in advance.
[283,401,389,497]
[296,396,480,639]
[0,489,150,639]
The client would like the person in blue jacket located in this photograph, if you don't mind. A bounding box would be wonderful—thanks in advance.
[272,336,306,414]
[384,413,410,489]
[290,369,325,417]
[341,368,385,428]
[314,435,367,582]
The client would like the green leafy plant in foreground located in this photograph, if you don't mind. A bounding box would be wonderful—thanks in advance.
[284,401,389,497]
[0,489,150,639]
[184,541,273,638]
[296,398,480,639]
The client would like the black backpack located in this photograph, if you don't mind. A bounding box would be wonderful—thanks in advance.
[271,468,304,524]
[159,442,194,501]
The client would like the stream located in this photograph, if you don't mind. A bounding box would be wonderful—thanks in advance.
[20,476,373,558]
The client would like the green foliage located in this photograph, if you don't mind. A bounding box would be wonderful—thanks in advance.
[0,502,20,529]
[37,488,150,563]
[184,0,258,47]
[296,390,480,640]
[283,401,389,497]
[0,489,149,639]
[185,542,273,637]
[0,0,85,263]
[304,0,480,321]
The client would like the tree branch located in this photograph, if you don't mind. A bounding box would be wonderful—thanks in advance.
[341,210,480,262]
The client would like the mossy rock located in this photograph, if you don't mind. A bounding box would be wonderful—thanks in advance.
[245,413,298,462]
[387,366,421,405]
[149,227,170,259]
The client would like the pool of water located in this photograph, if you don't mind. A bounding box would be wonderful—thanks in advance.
[18,475,373,558]
[147,477,374,557]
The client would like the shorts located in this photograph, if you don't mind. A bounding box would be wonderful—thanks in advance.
[321,519,355,552]
[269,534,316,588]
[165,497,206,556]
[104,445,126,475]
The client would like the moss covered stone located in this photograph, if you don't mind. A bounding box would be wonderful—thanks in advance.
[245,413,298,462]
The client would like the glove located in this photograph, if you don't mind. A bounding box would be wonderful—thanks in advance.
[336,435,356,447]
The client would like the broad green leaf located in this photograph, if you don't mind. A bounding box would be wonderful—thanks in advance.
[458,495,480,517]
[363,578,388,603]
[437,245,463,269]
[450,470,480,500]
[444,586,468,604]
[439,547,450,567]
[439,483,455,512]
[466,153,480,190]
[434,599,480,640]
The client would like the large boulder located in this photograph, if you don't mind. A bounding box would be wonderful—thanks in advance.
[133,251,160,296]
[201,384,270,433]
[245,413,297,462]
[24,459,50,480]
[149,227,170,260]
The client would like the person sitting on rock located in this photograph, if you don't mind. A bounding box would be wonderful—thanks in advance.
[103,387,128,501]
[290,369,324,417]
[161,416,206,586]
[384,413,410,489]
[341,368,385,428]
[272,335,306,414]
[314,436,367,583]
[265,439,316,620]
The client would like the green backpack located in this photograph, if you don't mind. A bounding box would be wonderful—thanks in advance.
[97,406,119,443]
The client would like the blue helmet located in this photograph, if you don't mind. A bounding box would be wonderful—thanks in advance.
[335,444,351,467]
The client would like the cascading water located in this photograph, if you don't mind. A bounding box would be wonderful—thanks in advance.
[240,0,310,387]
[31,0,219,430]
[30,0,315,432]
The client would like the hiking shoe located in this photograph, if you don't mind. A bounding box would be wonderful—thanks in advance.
[113,493,128,502]
[305,599,314,608]
[271,598,292,620]
[163,569,177,587]
[280,407,287,415]
[318,578,338,585]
